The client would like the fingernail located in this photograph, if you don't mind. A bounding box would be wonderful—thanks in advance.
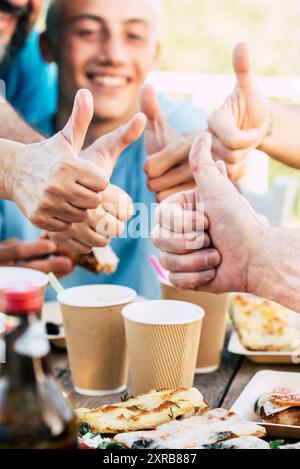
[208,251,219,267]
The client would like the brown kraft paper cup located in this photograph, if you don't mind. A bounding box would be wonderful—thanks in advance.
[122,300,204,396]
[161,281,229,373]
[58,285,136,396]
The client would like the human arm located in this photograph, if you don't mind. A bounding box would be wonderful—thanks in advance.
[0,101,43,143]
[153,132,300,313]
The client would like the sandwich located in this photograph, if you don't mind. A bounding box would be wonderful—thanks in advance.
[256,387,300,426]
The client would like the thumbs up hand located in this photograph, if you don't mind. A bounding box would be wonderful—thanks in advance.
[81,112,147,178]
[141,84,196,203]
[208,42,270,182]
[9,89,109,232]
[153,132,268,295]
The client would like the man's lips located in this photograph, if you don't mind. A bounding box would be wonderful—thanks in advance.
[86,73,132,89]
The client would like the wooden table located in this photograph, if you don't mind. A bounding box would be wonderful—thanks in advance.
[51,328,300,410]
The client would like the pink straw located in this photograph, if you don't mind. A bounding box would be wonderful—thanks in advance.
[149,256,168,282]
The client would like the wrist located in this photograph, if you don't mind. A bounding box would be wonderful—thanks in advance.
[246,224,276,297]
[257,100,275,152]
[246,226,300,311]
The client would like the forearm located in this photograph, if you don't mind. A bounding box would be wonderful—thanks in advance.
[259,102,300,169]
[0,102,43,144]
[248,227,300,312]
[0,138,24,200]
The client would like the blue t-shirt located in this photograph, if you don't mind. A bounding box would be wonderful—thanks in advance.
[0,30,57,125]
[0,96,207,301]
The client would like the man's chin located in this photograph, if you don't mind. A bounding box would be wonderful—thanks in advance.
[93,106,133,124]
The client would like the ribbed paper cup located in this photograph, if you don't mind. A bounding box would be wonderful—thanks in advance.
[122,300,204,396]
[58,285,136,396]
[161,280,229,373]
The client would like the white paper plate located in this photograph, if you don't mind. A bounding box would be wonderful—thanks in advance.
[228,330,300,365]
[231,370,300,439]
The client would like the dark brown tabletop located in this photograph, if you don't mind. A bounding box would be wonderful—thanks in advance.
[51,327,300,411]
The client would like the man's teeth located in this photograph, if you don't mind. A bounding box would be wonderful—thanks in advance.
[91,75,127,87]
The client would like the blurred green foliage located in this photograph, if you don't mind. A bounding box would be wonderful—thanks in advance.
[161,0,300,76]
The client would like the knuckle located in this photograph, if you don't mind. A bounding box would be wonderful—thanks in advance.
[73,211,88,223]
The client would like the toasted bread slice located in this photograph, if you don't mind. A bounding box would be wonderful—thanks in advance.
[76,387,208,434]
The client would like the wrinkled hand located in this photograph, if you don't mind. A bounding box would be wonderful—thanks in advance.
[49,184,133,253]
[153,132,268,294]
[141,85,196,202]
[8,89,109,232]
[50,115,145,252]
[0,238,74,278]
[81,112,147,177]
[208,42,270,181]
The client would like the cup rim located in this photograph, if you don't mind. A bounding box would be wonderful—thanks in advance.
[0,266,48,288]
[122,300,205,325]
[58,284,137,308]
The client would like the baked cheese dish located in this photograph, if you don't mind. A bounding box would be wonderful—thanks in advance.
[76,387,208,434]
[231,294,300,351]
[114,408,267,449]
[256,387,300,426]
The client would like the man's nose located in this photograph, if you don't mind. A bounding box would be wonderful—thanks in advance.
[100,36,130,65]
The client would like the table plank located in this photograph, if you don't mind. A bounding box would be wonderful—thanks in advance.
[52,328,242,410]
[222,358,300,409]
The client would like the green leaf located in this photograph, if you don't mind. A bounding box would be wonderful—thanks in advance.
[269,439,285,449]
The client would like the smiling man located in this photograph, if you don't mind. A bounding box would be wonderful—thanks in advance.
[6,0,207,299]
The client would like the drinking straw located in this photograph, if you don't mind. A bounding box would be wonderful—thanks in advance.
[149,255,168,282]
[48,272,64,295]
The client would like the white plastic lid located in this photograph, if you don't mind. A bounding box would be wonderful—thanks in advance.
[58,285,137,308]
[122,300,205,325]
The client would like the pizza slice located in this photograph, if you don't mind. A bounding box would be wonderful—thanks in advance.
[76,387,208,434]
[114,408,267,449]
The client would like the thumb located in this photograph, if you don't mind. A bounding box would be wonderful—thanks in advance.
[96,112,147,176]
[189,133,220,187]
[140,84,169,154]
[61,89,94,153]
[233,42,255,90]
[140,84,161,125]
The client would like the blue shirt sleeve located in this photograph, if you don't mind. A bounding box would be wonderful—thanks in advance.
[0,30,57,126]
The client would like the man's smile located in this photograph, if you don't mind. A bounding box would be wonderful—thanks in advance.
[86,71,132,91]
